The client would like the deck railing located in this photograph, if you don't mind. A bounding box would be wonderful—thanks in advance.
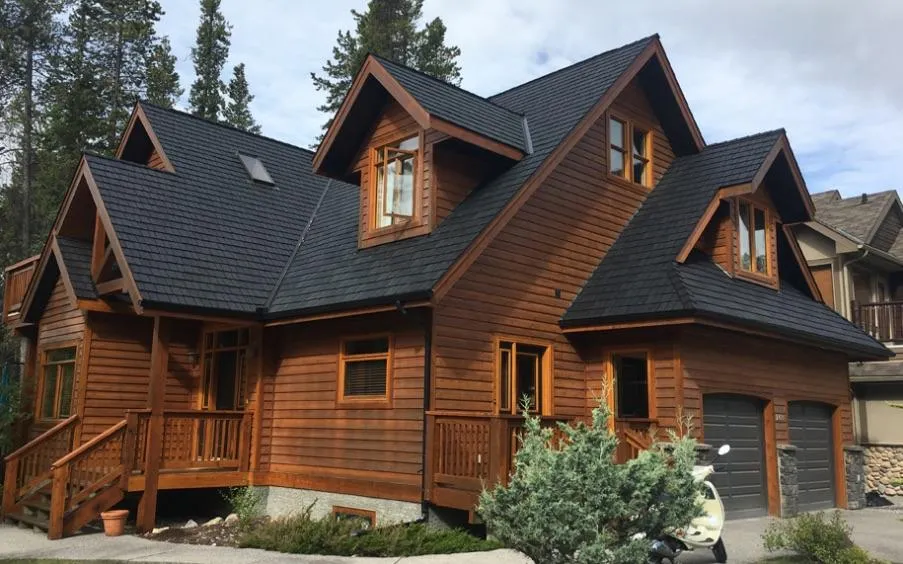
[852,301,903,342]
[2,255,38,325]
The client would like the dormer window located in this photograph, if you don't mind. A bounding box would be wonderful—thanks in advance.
[608,115,651,187]
[373,136,420,229]
[737,199,772,276]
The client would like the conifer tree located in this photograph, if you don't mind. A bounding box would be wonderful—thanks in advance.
[223,63,260,134]
[311,0,461,139]
[145,37,182,108]
[188,0,231,121]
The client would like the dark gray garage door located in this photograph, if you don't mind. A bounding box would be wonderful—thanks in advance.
[703,394,768,519]
[789,402,835,512]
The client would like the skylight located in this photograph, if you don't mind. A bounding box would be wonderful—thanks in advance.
[239,153,274,184]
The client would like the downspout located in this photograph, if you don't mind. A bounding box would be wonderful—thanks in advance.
[419,307,432,521]
[845,246,870,319]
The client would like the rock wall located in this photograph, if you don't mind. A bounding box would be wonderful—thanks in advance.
[864,444,903,496]
[844,446,866,509]
[777,444,799,517]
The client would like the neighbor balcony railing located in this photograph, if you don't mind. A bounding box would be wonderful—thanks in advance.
[851,301,903,343]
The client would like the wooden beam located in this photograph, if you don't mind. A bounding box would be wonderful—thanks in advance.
[265,301,431,327]
[649,41,706,153]
[95,278,126,296]
[561,317,697,334]
[136,316,169,533]
[49,236,79,309]
[91,212,105,279]
[764,400,781,517]
[430,118,524,161]
[782,224,823,303]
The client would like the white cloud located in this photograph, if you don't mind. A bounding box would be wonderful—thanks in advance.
[157,0,903,195]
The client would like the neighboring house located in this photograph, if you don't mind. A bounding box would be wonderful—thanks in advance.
[0,35,888,539]
[796,189,903,497]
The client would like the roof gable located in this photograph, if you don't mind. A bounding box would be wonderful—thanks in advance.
[813,189,901,244]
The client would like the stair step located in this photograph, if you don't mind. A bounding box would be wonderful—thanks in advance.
[6,511,49,531]
[22,498,51,513]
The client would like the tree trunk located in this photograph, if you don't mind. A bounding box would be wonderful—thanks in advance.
[22,44,34,255]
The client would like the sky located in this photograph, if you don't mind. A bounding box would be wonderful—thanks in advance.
[156,0,903,198]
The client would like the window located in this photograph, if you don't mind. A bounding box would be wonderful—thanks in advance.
[332,506,376,529]
[201,328,249,411]
[373,136,419,229]
[498,341,549,414]
[737,200,771,276]
[612,352,650,419]
[238,154,274,184]
[340,337,390,400]
[40,347,76,420]
[608,116,651,186]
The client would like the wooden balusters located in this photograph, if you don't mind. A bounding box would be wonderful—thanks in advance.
[852,301,903,342]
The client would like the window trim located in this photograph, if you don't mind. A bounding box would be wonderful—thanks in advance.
[337,334,393,409]
[36,342,79,422]
[332,506,376,528]
[494,336,553,416]
[605,348,656,422]
[198,326,252,411]
[606,112,654,188]
[734,197,776,284]
[367,132,425,236]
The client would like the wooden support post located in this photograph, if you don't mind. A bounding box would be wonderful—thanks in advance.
[2,457,18,515]
[120,411,139,489]
[238,411,252,472]
[136,316,169,533]
[423,414,435,502]
[487,417,506,486]
[48,464,69,540]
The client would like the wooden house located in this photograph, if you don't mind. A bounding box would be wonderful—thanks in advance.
[1,35,889,538]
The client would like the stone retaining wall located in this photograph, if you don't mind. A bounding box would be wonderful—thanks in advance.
[863,444,903,496]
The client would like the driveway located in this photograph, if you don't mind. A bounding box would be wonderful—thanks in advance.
[679,508,903,564]
[1,509,900,563]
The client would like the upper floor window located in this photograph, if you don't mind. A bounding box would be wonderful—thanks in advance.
[608,116,651,186]
[39,347,76,420]
[737,200,771,276]
[497,340,550,414]
[373,136,419,229]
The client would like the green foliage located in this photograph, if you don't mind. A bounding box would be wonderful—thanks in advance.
[239,503,498,556]
[763,511,884,564]
[478,399,703,564]
[0,324,26,456]
[220,486,261,527]
[145,37,182,108]
[223,63,260,134]
[189,0,231,121]
[311,0,461,140]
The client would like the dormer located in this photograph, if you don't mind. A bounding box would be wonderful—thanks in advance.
[117,103,174,172]
[313,55,527,248]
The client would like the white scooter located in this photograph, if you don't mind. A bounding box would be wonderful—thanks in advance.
[649,444,731,564]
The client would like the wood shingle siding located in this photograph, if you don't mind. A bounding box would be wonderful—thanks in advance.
[433,78,675,417]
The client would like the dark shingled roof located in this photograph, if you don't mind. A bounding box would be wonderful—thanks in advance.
[375,55,529,154]
[56,236,96,299]
[812,189,898,243]
[562,131,889,359]
[85,36,654,318]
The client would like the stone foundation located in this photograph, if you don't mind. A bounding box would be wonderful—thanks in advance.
[863,444,903,496]
[777,444,798,517]
[253,486,422,525]
[844,446,866,509]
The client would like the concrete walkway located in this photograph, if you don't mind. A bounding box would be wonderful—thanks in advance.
[0,524,530,564]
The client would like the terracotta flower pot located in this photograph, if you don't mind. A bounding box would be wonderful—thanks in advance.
[100,509,129,537]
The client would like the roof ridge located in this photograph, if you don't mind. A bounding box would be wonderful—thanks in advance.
[703,128,785,149]
[138,100,317,156]
[488,34,658,101]
[370,54,525,119]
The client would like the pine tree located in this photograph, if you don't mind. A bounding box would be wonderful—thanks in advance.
[311,0,461,140]
[188,0,231,121]
[223,63,260,134]
[145,37,181,108]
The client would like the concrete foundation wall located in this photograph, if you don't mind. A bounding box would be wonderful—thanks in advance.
[253,486,422,526]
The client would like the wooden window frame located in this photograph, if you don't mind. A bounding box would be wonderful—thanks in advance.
[35,342,79,422]
[606,112,654,188]
[337,334,393,409]
[332,506,376,528]
[494,336,553,416]
[605,348,657,422]
[198,326,251,411]
[367,132,425,237]
[734,198,777,286]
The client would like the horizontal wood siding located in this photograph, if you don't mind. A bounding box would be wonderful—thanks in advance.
[433,77,675,417]
[697,201,735,275]
[680,327,853,445]
[147,149,166,171]
[259,312,425,501]
[432,142,492,226]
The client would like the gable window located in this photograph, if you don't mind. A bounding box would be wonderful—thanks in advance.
[737,200,771,276]
[373,136,419,229]
[39,347,77,420]
[611,352,652,419]
[497,341,551,414]
[340,337,390,401]
[608,116,651,186]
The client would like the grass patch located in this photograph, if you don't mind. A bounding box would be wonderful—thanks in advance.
[239,508,499,557]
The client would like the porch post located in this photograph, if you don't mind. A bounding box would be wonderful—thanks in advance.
[136,316,169,533]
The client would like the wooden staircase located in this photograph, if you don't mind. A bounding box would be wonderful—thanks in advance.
[3,415,127,538]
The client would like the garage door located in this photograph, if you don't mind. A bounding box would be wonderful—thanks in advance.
[789,402,835,511]
[703,394,768,519]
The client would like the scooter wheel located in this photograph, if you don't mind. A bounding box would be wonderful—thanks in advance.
[712,538,727,563]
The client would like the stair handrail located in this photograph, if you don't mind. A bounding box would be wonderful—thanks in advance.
[47,419,128,539]
[2,415,78,516]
